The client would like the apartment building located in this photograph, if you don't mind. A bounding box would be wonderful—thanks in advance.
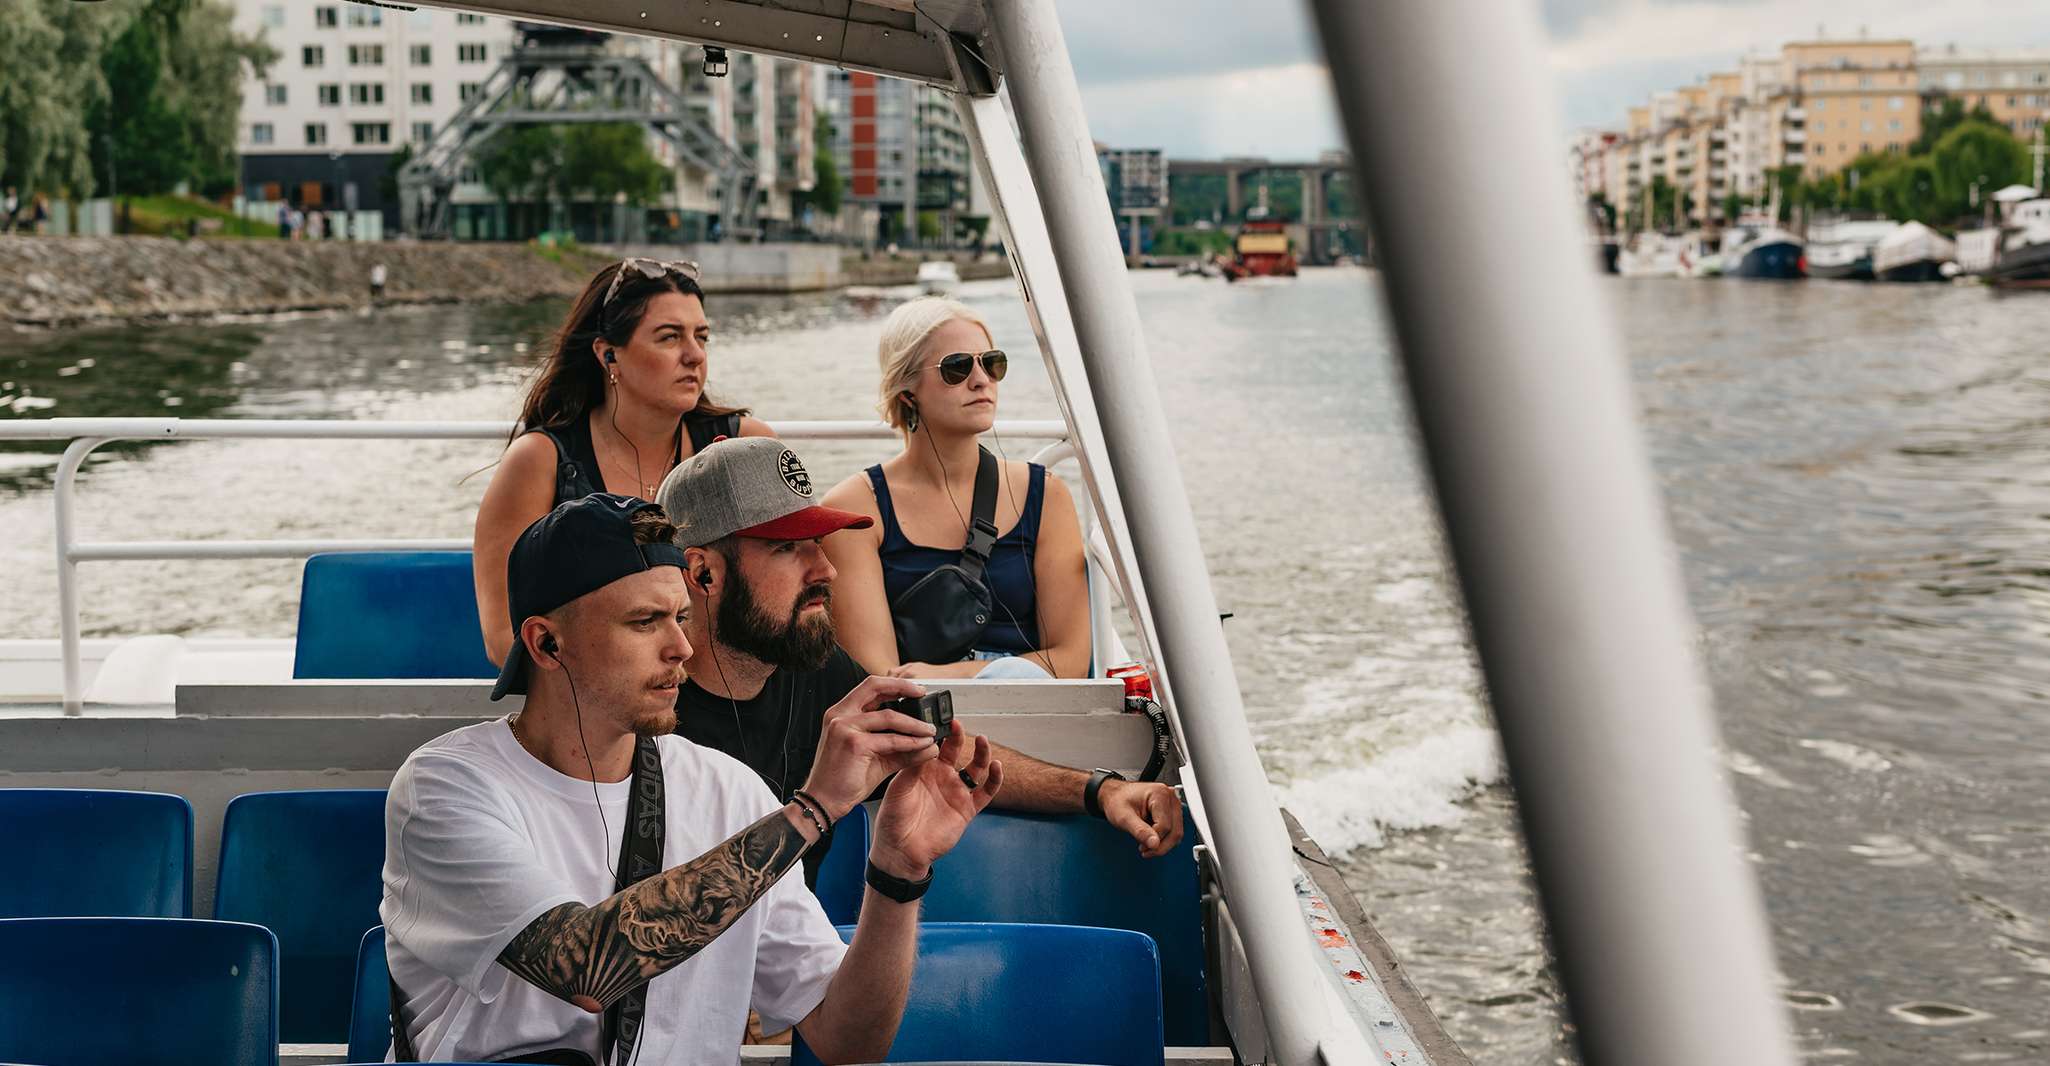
[1917,46,2050,140]
[823,70,978,245]
[231,1,516,223]
[1783,39,1921,177]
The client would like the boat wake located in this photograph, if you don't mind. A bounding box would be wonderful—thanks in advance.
[1277,725,1503,857]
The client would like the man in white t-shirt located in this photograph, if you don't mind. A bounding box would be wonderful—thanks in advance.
[382,492,1001,1064]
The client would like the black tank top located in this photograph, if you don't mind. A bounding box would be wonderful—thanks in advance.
[536,411,740,505]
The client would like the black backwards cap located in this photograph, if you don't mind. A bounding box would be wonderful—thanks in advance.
[491,493,689,701]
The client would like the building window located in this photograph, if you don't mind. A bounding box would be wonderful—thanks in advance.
[2003,71,2020,87]
[250,123,274,145]
[410,83,432,104]
[410,44,431,65]
[348,44,383,66]
[409,8,432,28]
[2009,96,2018,108]
[1889,96,1904,110]
[1975,72,1990,86]
[412,121,434,143]
[315,6,337,28]
[303,45,324,67]
[318,83,340,106]
[349,83,385,105]
[346,5,381,26]
[458,43,487,63]
[264,83,287,105]
[1859,75,1871,88]
[459,82,481,102]
[1814,98,1827,111]
[305,123,327,146]
[456,12,485,24]
[262,5,284,28]
[352,122,391,145]
[1889,119,1902,133]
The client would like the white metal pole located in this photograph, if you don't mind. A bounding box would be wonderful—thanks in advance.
[985,2,1343,1062]
[53,438,101,716]
[1302,3,1798,1064]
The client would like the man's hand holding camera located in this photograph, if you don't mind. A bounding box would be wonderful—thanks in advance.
[799,676,1001,880]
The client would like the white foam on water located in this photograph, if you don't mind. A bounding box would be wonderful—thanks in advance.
[1276,725,1505,857]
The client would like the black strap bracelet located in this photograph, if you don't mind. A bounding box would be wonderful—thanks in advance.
[1083,768,1126,820]
[865,859,933,903]
[789,788,835,831]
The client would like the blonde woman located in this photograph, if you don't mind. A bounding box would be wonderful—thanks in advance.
[820,297,1091,679]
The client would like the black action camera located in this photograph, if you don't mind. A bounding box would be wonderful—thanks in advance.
[883,690,954,744]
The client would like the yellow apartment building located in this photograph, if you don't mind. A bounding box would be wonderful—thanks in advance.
[1782,39,1921,177]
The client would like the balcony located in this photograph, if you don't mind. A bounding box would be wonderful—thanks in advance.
[1785,107,1806,122]
[1784,150,1806,165]
[1783,129,1807,144]
[1710,148,1728,162]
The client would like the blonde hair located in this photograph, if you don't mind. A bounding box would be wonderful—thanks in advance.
[875,296,994,430]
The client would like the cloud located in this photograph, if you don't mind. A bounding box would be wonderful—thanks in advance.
[1076,61,1342,160]
[1053,0,1321,85]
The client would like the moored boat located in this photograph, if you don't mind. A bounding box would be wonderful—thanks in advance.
[1874,221,1956,283]
[915,260,962,294]
[1986,196,2050,287]
[1617,232,1686,278]
[1719,213,1806,279]
[1805,220,1898,281]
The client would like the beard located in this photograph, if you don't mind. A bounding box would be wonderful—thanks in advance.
[717,567,837,672]
[631,704,680,738]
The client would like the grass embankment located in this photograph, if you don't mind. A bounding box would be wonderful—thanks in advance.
[117,194,279,238]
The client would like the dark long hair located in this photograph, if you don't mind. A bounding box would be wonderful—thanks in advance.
[513,261,747,441]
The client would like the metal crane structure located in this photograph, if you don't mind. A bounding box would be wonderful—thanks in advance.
[398,22,758,240]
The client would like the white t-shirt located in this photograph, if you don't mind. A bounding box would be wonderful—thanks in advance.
[380,718,847,1064]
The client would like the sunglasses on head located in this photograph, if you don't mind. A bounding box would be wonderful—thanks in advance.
[602,257,702,308]
[932,349,1008,385]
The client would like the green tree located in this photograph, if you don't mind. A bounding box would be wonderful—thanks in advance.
[1873,155,1944,223]
[562,123,667,205]
[808,111,842,218]
[162,0,277,197]
[1930,119,2028,218]
[88,13,191,199]
[916,209,941,241]
[1911,98,2001,156]
[1720,191,1744,222]
[475,124,570,204]
[0,0,118,198]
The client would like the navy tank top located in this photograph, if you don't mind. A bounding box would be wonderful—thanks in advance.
[537,411,739,506]
[867,462,1045,657]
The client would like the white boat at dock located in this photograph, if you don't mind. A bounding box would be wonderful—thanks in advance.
[1806,220,1900,281]
[1617,232,1688,278]
[1873,221,1956,283]
[916,260,963,294]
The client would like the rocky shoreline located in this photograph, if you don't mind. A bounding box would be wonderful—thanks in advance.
[0,237,1011,327]
[0,237,612,327]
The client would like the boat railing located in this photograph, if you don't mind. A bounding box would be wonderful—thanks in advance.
[0,417,1123,714]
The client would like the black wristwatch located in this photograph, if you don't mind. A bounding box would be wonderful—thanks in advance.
[865,859,933,903]
[1083,768,1126,820]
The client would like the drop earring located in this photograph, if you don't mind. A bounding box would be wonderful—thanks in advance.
[608,369,618,387]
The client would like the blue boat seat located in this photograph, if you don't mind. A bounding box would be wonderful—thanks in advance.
[0,916,277,1066]
[813,802,871,925]
[820,809,1207,1046]
[349,926,391,1065]
[792,923,1162,1066]
[294,551,497,679]
[216,789,388,1043]
[0,788,193,919]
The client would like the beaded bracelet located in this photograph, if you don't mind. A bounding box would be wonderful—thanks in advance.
[789,788,836,832]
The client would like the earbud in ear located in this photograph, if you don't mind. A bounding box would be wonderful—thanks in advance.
[540,633,559,656]
[900,394,920,432]
[604,349,617,364]
[696,569,713,590]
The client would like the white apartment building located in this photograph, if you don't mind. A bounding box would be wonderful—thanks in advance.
[1917,46,2050,139]
[230,1,517,224]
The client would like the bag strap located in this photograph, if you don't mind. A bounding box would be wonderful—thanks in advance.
[603,735,667,1066]
[960,446,1000,581]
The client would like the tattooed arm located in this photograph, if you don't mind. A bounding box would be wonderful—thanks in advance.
[496,804,816,1012]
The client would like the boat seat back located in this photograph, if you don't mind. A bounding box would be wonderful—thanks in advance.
[0,788,193,919]
[0,916,277,1066]
[294,551,496,679]
[792,922,1163,1066]
[871,810,1208,1046]
[349,926,391,1064]
[216,789,388,1043]
[813,803,871,926]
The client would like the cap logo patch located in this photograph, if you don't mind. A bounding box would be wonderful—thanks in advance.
[778,449,814,498]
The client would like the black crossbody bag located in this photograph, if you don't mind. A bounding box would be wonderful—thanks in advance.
[890,446,999,665]
[393,735,667,1066]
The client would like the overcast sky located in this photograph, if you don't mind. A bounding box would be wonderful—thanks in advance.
[1058,0,2050,159]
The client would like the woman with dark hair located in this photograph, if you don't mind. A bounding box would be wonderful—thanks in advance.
[474,258,771,664]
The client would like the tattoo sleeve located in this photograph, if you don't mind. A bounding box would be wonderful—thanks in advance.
[496,808,810,1009]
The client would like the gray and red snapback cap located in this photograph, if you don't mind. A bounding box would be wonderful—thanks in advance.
[656,437,873,548]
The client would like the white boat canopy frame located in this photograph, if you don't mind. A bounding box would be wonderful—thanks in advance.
[304,3,1792,1064]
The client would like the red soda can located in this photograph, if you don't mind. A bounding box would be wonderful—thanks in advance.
[1106,661,1154,702]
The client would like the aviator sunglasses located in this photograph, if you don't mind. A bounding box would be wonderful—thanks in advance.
[933,349,1008,385]
[602,257,702,308]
